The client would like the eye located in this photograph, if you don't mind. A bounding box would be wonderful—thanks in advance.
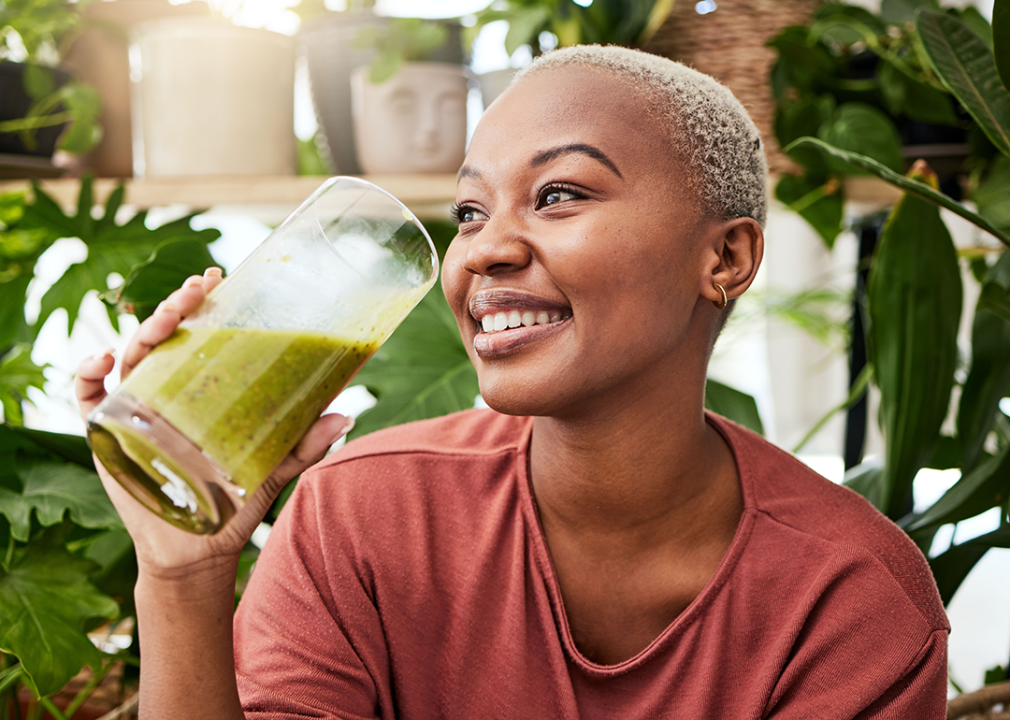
[450,202,488,226]
[535,183,583,210]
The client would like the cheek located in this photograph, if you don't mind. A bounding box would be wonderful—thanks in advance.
[440,238,470,323]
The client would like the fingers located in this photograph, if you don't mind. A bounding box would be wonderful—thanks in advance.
[75,349,116,421]
[120,268,221,379]
[276,413,355,484]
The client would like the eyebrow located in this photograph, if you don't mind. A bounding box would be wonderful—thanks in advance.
[457,142,624,183]
[530,143,623,179]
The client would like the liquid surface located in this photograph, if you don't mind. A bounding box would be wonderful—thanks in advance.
[118,327,377,492]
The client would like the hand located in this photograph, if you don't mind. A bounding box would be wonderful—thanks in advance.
[76,268,353,583]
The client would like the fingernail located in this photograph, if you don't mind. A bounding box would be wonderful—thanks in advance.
[333,416,355,442]
[204,266,223,277]
[92,348,115,362]
[183,275,203,288]
[157,301,179,314]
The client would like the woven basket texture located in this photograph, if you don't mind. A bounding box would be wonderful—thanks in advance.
[947,680,1010,720]
[643,0,820,174]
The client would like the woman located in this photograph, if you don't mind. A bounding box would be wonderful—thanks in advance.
[76,46,948,719]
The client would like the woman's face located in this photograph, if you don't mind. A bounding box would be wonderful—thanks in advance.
[442,66,724,417]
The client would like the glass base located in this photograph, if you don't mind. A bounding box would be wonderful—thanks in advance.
[87,392,244,534]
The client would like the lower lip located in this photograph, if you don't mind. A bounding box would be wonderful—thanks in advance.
[473,318,571,359]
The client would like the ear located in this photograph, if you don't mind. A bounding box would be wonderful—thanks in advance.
[699,217,764,306]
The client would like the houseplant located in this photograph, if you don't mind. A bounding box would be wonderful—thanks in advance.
[0,177,221,718]
[0,0,102,163]
[780,3,1010,623]
[351,18,470,174]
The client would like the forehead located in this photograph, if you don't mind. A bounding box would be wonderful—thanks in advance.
[466,65,675,175]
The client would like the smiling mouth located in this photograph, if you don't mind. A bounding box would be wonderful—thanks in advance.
[477,308,571,334]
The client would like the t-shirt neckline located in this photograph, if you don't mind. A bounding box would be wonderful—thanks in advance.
[516,412,759,677]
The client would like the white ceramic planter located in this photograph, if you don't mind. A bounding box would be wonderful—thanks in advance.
[351,62,469,175]
[130,18,295,177]
[478,68,517,111]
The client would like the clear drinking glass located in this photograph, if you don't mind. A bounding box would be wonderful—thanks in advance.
[87,177,438,534]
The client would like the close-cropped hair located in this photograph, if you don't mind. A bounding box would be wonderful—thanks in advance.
[514,45,769,229]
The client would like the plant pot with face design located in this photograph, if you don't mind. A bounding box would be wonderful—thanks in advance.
[351,61,469,175]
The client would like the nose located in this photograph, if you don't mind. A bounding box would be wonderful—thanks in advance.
[461,213,533,277]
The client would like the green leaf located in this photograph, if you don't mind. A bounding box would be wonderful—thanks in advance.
[974,155,1010,232]
[917,9,1010,158]
[818,103,905,173]
[349,281,478,439]
[704,379,764,435]
[0,458,121,542]
[878,60,962,126]
[907,444,1010,532]
[22,65,54,100]
[775,173,844,248]
[4,425,94,468]
[785,138,1010,247]
[843,458,884,510]
[881,0,938,25]
[0,345,47,426]
[0,526,118,697]
[866,168,963,520]
[957,251,1010,470]
[28,178,221,336]
[979,278,1010,323]
[504,6,551,56]
[930,524,1010,605]
[101,240,221,322]
[766,26,839,96]
[995,0,1010,91]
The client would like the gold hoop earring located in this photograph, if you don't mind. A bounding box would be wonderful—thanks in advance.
[713,283,728,310]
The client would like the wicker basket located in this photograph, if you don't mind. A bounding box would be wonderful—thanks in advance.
[643,0,820,174]
[947,681,1010,720]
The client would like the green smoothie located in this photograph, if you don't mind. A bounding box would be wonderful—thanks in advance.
[117,326,378,493]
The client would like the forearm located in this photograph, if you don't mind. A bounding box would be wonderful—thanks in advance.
[134,562,245,720]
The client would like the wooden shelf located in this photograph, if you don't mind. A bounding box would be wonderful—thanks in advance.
[0,174,460,220]
[0,173,905,223]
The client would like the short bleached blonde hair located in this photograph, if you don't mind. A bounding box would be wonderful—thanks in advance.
[514,45,768,228]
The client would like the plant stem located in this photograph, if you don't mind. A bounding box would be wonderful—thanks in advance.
[37,697,66,720]
[61,658,115,720]
[0,665,24,695]
[3,535,13,572]
[0,112,75,134]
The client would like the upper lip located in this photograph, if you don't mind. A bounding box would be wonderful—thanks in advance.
[468,288,571,321]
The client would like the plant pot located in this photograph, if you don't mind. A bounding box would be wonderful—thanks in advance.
[351,62,469,174]
[299,14,467,175]
[61,0,211,177]
[0,61,70,158]
[478,68,517,111]
[129,18,296,177]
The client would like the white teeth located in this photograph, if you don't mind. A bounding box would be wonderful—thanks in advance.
[479,309,569,333]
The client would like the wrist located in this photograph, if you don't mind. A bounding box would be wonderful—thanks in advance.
[135,556,238,608]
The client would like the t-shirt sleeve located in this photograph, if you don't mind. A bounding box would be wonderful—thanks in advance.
[232,474,393,720]
[852,629,948,720]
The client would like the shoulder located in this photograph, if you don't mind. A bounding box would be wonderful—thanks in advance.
[319,407,532,467]
[289,408,532,525]
[710,413,948,634]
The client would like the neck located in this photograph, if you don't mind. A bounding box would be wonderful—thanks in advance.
[528,366,740,542]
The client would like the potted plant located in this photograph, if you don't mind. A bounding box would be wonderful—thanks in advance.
[0,0,102,173]
[777,4,1010,660]
[468,0,673,106]
[350,17,470,174]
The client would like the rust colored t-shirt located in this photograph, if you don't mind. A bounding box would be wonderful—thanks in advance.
[234,410,949,719]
